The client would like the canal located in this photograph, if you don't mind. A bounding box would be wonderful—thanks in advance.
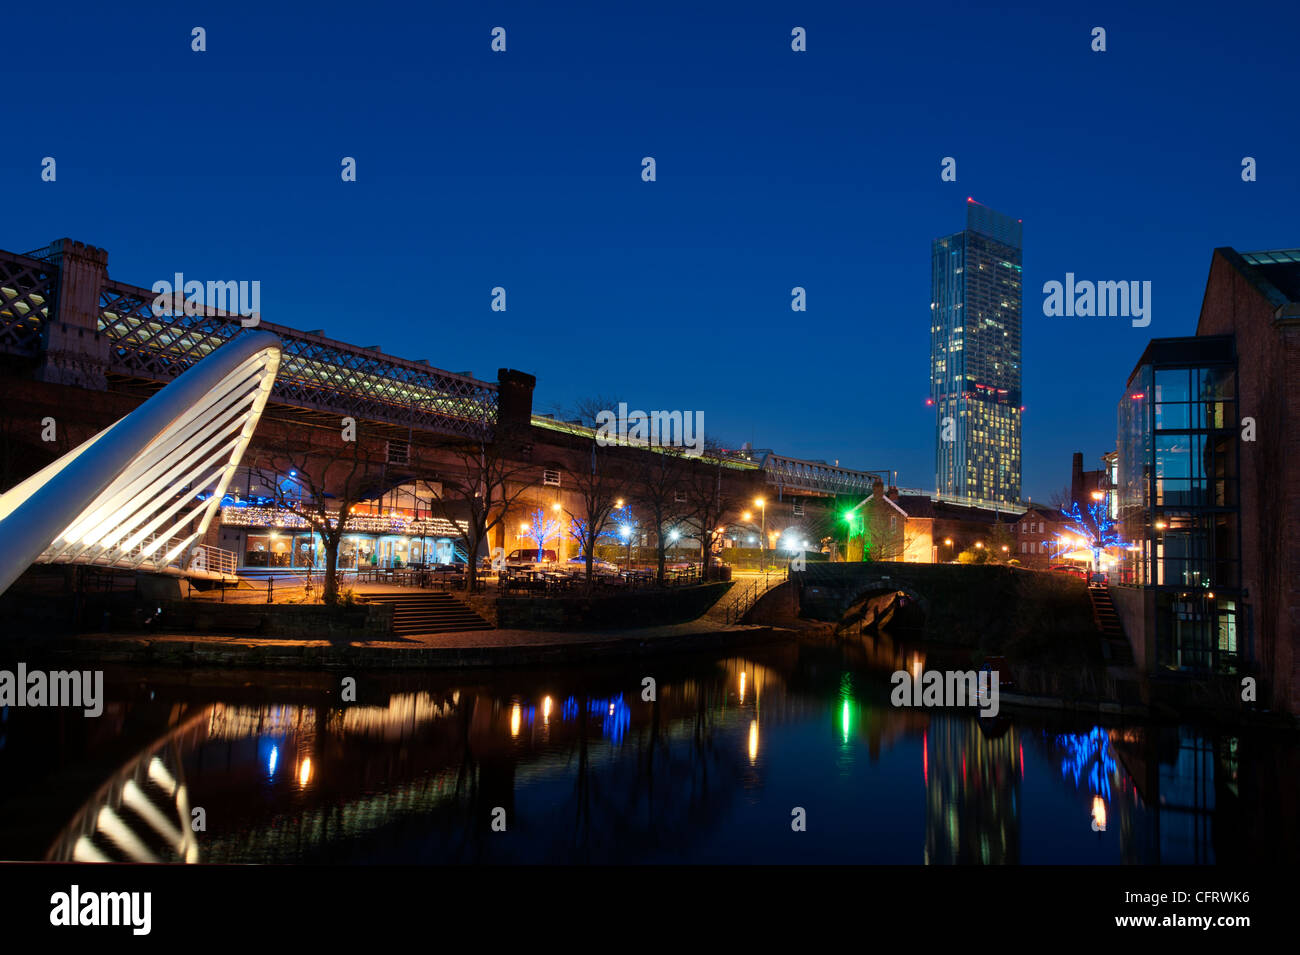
[1,635,1295,864]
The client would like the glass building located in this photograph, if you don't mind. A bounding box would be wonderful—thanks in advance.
[1116,336,1242,671]
[931,200,1023,507]
[213,467,470,571]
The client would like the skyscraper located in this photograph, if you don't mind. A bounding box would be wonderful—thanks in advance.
[930,199,1023,507]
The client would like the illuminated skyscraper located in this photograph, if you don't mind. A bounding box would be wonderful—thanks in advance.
[931,200,1023,507]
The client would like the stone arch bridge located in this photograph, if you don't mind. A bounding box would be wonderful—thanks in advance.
[792,561,1100,649]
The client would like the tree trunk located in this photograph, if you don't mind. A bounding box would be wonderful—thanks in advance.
[323,532,341,605]
[463,524,484,593]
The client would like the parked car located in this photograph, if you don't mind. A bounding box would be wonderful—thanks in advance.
[567,555,618,573]
[505,548,557,567]
[1049,564,1088,580]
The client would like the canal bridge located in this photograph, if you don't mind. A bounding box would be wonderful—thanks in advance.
[793,561,1104,649]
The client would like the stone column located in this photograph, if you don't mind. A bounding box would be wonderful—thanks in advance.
[36,239,111,390]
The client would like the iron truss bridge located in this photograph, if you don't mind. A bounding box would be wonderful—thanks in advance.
[0,245,498,439]
[749,450,887,498]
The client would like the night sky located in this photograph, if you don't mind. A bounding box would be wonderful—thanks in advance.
[5,0,1298,502]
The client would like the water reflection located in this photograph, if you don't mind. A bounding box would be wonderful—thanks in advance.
[8,642,1295,864]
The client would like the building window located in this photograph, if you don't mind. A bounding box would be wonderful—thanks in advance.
[793,500,804,516]
[386,441,409,466]
[542,469,561,487]
[674,489,687,503]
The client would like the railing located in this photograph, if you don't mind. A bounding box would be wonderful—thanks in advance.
[725,579,762,624]
[190,544,237,577]
[355,565,472,591]
[724,565,790,623]
[495,564,703,596]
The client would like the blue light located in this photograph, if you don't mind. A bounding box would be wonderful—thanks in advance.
[1050,726,1115,799]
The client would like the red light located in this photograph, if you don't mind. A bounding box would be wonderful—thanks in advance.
[967,197,974,203]
[1019,405,1026,412]
[1131,393,1145,400]
[925,398,934,406]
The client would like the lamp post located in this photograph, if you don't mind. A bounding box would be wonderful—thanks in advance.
[754,497,766,574]
[1089,490,1105,579]
[620,523,632,575]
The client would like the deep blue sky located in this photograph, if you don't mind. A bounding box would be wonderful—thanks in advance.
[6,0,1298,502]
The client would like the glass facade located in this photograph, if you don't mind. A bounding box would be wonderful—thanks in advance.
[239,530,458,569]
[931,201,1023,507]
[217,468,469,571]
[1116,337,1242,671]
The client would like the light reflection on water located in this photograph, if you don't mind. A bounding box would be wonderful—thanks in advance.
[4,641,1294,865]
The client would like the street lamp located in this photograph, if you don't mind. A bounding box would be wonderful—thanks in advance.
[754,497,766,573]
[620,523,633,574]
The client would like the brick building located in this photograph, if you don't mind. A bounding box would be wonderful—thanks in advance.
[1194,248,1300,713]
[1112,247,1300,714]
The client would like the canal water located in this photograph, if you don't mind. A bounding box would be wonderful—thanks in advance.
[1,636,1295,864]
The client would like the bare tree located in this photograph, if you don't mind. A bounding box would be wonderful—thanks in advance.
[631,446,691,584]
[427,422,537,593]
[557,395,625,428]
[1048,486,1074,515]
[563,438,627,588]
[681,440,756,581]
[253,424,388,605]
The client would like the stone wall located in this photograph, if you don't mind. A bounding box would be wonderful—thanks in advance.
[1107,585,1153,672]
[157,599,393,640]
[492,582,732,630]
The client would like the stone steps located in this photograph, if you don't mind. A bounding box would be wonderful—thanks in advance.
[364,592,493,635]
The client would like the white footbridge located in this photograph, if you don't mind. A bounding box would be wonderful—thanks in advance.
[0,331,281,595]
